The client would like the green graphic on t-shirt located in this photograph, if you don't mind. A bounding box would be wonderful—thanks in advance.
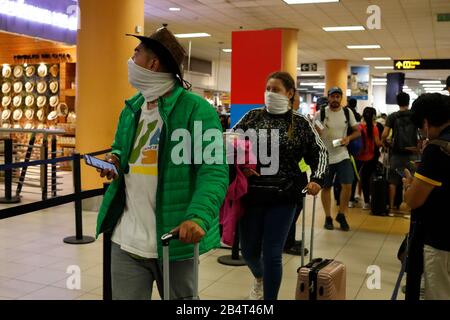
[129,120,158,164]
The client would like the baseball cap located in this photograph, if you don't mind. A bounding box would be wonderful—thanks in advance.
[328,87,343,96]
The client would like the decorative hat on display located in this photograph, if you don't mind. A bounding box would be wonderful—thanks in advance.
[25,108,34,120]
[25,66,35,77]
[13,108,23,121]
[13,65,23,78]
[2,65,12,78]
[13,95,22,107]
[2,96,11,108]
[49,95,59,107]
[126,26,190,89]
[13,81,23,93]
[2,109,11,121]
[25,81,34,93]
[2,82,12,94]
[25,95,35,107]
[37,80,47,94]
[37,64,47,77]
[37,96,47,108]
[49,80,59,93]
[49,65,59,77]
[37,108,45,121]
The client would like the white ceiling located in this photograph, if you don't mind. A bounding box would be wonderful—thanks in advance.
[144,0,450,80]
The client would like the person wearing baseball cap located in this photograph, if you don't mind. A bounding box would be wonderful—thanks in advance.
[313,86,361,231]
[96,26,228,300]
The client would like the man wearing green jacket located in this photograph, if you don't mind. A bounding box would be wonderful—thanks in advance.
[96,27,229,300]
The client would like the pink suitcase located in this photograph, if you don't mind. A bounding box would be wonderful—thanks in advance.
[295,191,346,300]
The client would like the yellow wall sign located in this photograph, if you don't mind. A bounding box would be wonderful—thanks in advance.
[393,59,450,70]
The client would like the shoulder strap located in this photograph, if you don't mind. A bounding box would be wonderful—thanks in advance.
[343,107,350,130]
[320,107,326,122]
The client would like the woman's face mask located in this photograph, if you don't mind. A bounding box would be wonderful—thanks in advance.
[265,91,290,114]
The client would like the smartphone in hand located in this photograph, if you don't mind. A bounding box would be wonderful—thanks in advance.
[84,155,118,175]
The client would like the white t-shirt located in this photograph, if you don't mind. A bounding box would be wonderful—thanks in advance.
[315,106,357,165]
[111,102,163,258]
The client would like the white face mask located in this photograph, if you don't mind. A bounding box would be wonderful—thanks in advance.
[265,91,290,114]
[127,58,176,103]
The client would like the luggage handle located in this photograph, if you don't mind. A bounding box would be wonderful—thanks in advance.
[301,187,317,266]
[161,231,199,300]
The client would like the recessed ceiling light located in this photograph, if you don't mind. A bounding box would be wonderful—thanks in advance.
[174,33,211,38]
[222,49,232,53]
[169,7,181,11]
[364,57,391,61]
[374,66,394,69]
[419,80,442,84]
[323,26,365,32]
[347,45,381,49]
[283,0,339,3]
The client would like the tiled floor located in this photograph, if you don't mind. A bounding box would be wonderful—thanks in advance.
[0,173,410,300]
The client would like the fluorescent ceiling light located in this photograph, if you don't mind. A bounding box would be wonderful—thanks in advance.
[346,89,351,96]
[372,78,387,82]
[175,33,211,38]
[222,49,232,53]
[347,45,381,49]
[300,82,325,86]
[299,73,321,76]
[364,57,391,61]
[403,86,409,89]
[419,80,442,84]
[374,66,394,69]
[313,86,325,89]
[0,0,78,30]
[283,0,339,4]
[422,84,445,88]
[169,8,181,11]
[323,26,364,32]
[372,83,387,86]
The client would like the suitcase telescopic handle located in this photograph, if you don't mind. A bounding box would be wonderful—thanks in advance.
[161,231,199,300]
[301,187,317,265]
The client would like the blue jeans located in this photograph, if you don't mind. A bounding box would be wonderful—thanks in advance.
[239,203,296,300]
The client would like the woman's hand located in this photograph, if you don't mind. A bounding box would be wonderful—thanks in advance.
[305,182,321,196]
[242,168,260,178]
[402,169,413,192]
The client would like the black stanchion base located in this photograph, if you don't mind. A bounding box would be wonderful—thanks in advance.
[0,196,21,204]
[217,255,247,266]
[63,236,96,245]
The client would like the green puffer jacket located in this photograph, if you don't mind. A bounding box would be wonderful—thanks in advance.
[96,84,229,261]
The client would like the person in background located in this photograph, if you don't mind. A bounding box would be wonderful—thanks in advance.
[347,98,362,122]
[316,96,328,113]
[315,87,360,231]
[403,93,450,300]
[96,27,229,300]
[381,92,419,213]
[355,107,382,210]
[445,75,450,95]
[233,71,327,300]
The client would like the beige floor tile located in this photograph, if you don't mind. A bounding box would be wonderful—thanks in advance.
[15,267,69,285]
[0,248,33,263]
[45,258,102,272]
[0,262,37,278]
[201,281,250,300]
[10,254,64,268]
[83,265,103,278]
[18,286,85,300]
[0,279,46,299]
[89,286,102,296]
[218,268,255,286]
[75,293,102,300]
[51,274,102,292]
[199,294,224,300]
[356,286,393,300]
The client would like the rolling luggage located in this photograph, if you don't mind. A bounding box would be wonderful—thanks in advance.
[161,232,199,300]
[295,190,346,300]
[370,173,389,216]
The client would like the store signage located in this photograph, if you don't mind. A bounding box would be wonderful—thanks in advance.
[394,59,450,70]
[0,0,77,30]
[300,63,317,72]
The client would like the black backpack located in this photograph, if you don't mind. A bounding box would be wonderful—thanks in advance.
[392,111,418,153]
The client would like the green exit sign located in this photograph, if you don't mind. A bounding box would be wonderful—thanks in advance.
[437,13,450,22]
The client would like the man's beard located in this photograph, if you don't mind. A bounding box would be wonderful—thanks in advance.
[330,102,340,109]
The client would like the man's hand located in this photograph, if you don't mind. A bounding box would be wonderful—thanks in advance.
[341,136,350,146]
[305,182,321,196]
[172,220,205,244]
[97,154,120,180]
[402,169,413,191]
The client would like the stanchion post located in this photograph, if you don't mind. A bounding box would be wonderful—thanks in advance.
[0,138,20,203]
[217,222,246,266]
[63,153,95,245]
[41,134,48,201]
[102,182,112,300]
[51,134,57,197]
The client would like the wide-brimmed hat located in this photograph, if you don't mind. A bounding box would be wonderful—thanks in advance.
[25,81,34,93]
[37,80,47,94]
[13,65,24,78]
[47,110,58,121]
[13,95,22,107]
[2,123,11,129]
[25,95,35,107]
[37,123,45,130]
[25,108,34,120]
[2,96,11,107]
[49,80,59,93]
[2,65,11,78]
[37,108,45,121]
[57,102,68,116]
[49,64,59,77]
[2,82,11,94]
[13,81,23,93]
[49,95,59,107]
[126,27,188,87]
[25,65,35,77]
[37,96,47,108]
[38,64,47,77]
[2,109,11,121]
[13,108,23,121]
[24,123,33,130]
